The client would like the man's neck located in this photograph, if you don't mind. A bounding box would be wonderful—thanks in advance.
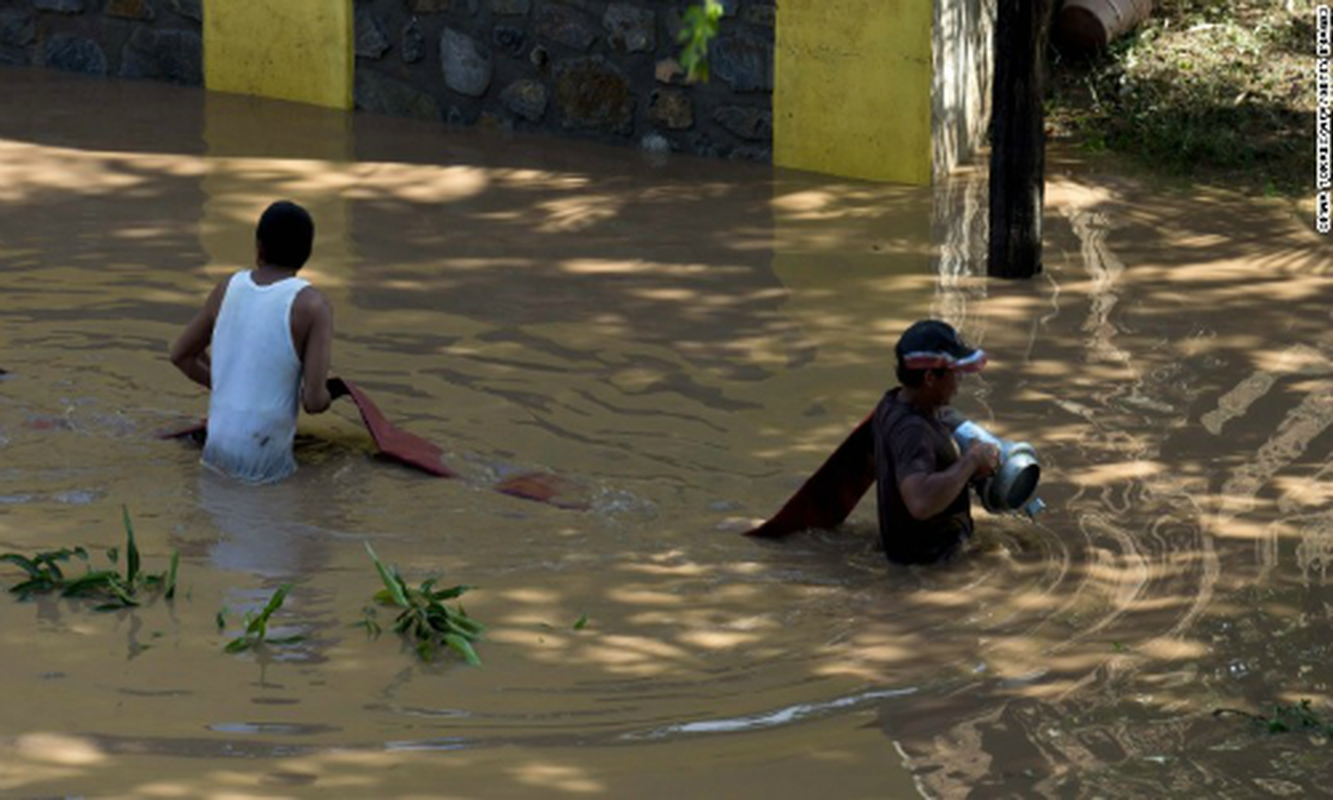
[899,386,941,417]
[252,263,299,284]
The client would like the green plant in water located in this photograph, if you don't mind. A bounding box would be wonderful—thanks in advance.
[0,505,179,610]
[222,583,303,653]
[1214,699,1333,736]
[363,543,484,665]
[0,546,89,598]
[677,0,724,83]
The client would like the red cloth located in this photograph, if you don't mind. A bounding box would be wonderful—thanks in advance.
[160,377,588,509]
[745,414,876,538]
[326,377,457,477]
[494,472,590,511]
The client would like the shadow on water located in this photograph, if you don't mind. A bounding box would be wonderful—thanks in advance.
[1,66,1333,796]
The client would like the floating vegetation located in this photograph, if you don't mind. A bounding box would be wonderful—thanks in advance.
[1214,700,1333,736]
[0,546,88,598]
[222,584,303,654]
[573,613,589,630]
[0,505,179,610]
[363,543,484,665]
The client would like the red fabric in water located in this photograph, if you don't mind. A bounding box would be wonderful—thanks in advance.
[494,472,590,511]
[745,414,876,538]
[327,377,457,477]
[158,378,597,508]
[158,377,456,477]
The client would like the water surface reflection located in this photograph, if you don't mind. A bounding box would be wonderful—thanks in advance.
[0,67,1331,797]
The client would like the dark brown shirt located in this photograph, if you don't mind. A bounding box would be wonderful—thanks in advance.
[872,388,973,564]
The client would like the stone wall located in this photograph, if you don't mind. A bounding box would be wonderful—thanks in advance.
[0,1,992,178]
[352,0,774,161]
[0,0,774,162]
[0,0,203,86]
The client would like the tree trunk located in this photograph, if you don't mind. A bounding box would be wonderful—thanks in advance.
[988,0,1051,278]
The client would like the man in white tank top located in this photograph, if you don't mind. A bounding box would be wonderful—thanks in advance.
[170,201,336,483]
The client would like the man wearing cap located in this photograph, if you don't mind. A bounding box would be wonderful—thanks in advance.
[873,320,999,564]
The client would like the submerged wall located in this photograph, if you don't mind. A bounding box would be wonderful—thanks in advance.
[774,0,933,185]
[205,0,352,111]
[0,0,774,162]
[0,0,991,182]
[351,0,775,161]
[774,0,994,184]
[0,0,204,86]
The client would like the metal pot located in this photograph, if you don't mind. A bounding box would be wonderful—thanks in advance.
[953,420,1045,517]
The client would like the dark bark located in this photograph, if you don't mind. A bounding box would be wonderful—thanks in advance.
[988,0,1052,279]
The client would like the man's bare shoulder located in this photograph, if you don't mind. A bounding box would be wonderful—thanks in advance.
[203,274,232,315]
[293,285,333,318]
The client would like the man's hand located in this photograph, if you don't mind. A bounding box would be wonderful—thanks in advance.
[964,441,1000,479]
[900,440,1000,522]
[327,377,350,400]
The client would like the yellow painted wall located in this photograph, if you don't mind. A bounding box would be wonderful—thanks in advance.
[204,0,353,110]
[774,0,933,185]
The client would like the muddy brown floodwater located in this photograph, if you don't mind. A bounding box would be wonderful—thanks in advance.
[1,67,1332,798]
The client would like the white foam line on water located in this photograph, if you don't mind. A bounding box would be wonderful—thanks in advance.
[620,687,918,741]
[383,737,471,752]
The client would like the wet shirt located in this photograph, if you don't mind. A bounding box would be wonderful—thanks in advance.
[204,270,309,484]
[872,388,973,564]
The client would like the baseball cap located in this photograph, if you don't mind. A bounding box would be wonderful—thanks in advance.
[895,320,987,373]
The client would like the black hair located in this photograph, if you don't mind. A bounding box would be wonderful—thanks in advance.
[896,364,947,387]
[256,201,315,269]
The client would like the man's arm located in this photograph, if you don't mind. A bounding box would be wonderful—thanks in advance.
[169,279,227,389]
[899,442,997,521]
[292,287,334,414]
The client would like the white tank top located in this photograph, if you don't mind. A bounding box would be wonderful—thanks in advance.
[203,270,310,484]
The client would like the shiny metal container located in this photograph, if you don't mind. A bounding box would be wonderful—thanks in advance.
[953,420,1044,517]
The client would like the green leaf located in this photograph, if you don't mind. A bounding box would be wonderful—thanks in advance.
[216,607,228,631]
[104,579,139,608]
[365,543,410,608]
[676,0,723,84]
[60,570,120,597]
[254,584,292,627]
[429,584,473,601]
[573,613,589,630]
[266,634,305,645]
[444,633,482,666]
[357,614,382,637]
[224,637,252,654]
[0,553,41,578]
[11,577,55,597]
[363,550,487,665]
[122,505,140,585]
[449,613,486,638]
[164,550,180,600]
[0,554,42,578]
